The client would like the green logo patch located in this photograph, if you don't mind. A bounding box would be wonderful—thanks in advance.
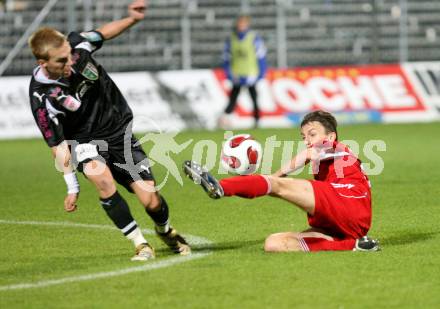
[81,62,99,80]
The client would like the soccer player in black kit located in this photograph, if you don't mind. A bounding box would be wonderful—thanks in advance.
[28,0,190,261]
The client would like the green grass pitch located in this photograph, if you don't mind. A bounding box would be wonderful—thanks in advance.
[1,122,440,308]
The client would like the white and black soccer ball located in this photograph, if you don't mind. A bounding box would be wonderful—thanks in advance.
[221,134,262,175]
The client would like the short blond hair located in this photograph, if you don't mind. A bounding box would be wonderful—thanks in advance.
[28,27,66,60]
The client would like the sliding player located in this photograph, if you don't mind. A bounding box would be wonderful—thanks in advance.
[184,110,379,252]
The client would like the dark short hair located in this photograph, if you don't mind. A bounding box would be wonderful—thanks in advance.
[300,110,338,139]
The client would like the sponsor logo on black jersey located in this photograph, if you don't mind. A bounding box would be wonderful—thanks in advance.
[76,80,93,99]
[81,62,99,81]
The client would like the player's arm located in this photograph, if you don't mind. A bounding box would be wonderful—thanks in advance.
[254,34,267,80]
[30,87,80,212]
[272,140,336,177]
[272,148,311,177]
[222,39,233,81]
[96,0,146,40]
[51,142,80,212]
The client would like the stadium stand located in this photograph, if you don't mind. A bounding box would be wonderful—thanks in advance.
[1,0,440,75]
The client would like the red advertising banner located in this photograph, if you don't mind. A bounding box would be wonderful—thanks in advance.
[214,63,437,125]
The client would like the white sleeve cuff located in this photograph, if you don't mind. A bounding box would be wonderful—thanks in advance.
[63,172,80,194]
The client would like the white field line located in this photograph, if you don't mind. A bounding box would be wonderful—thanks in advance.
[0,220,212,291]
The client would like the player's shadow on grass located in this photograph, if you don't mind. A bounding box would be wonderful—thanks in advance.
[380,230,439,246]
[189,239,265,253]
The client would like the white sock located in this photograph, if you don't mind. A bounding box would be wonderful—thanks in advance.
[155,222,170,234]
[126,227,148,247]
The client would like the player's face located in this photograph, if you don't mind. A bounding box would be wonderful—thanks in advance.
[40,40,73,79]
[300,121,336,147]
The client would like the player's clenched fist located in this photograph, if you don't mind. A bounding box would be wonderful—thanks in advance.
[128,0,147,21]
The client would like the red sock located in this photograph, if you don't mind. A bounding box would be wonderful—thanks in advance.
[302,237,356,252]
[220,175,270,198]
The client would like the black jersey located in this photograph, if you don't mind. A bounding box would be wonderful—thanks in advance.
[29,31,133,147]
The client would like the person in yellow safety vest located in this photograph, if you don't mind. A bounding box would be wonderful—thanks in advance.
[221,15,267,128]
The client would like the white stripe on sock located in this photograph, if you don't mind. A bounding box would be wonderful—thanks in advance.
[261,175,272,194]
[299,238,310,252]
[155,221,170,234]
[121,221,137,234]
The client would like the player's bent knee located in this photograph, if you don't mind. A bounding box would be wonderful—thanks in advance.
[140,194,153,208]
[264,236,288,252]
[266,176,284,197]
[264,233,303,252]
[267,177,294,199]
[95,178,116,196]
[264,237,281,252]
[131,181,160,210]
[139,192,161,210]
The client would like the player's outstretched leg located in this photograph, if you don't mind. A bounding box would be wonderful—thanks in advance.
[183,160,272,199]
[183,161,224,199]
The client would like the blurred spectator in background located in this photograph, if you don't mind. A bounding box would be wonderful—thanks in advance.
[1,0,28,12]
[220,15,267,128]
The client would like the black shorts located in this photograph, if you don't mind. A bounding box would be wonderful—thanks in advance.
[71,137,155,193]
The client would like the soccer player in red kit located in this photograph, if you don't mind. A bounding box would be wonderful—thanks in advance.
[184,110,380,252]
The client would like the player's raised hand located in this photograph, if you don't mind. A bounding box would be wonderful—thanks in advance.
[128,0,147,21]
[64,193,78,212]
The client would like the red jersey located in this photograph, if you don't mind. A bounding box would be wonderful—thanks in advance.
[312,141,370,189]
[307,141,372,241]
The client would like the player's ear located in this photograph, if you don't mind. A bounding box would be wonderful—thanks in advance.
[328,132,337,142]
[37,59,47,68]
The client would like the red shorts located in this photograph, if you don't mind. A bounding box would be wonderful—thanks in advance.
[301,180,372,251]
